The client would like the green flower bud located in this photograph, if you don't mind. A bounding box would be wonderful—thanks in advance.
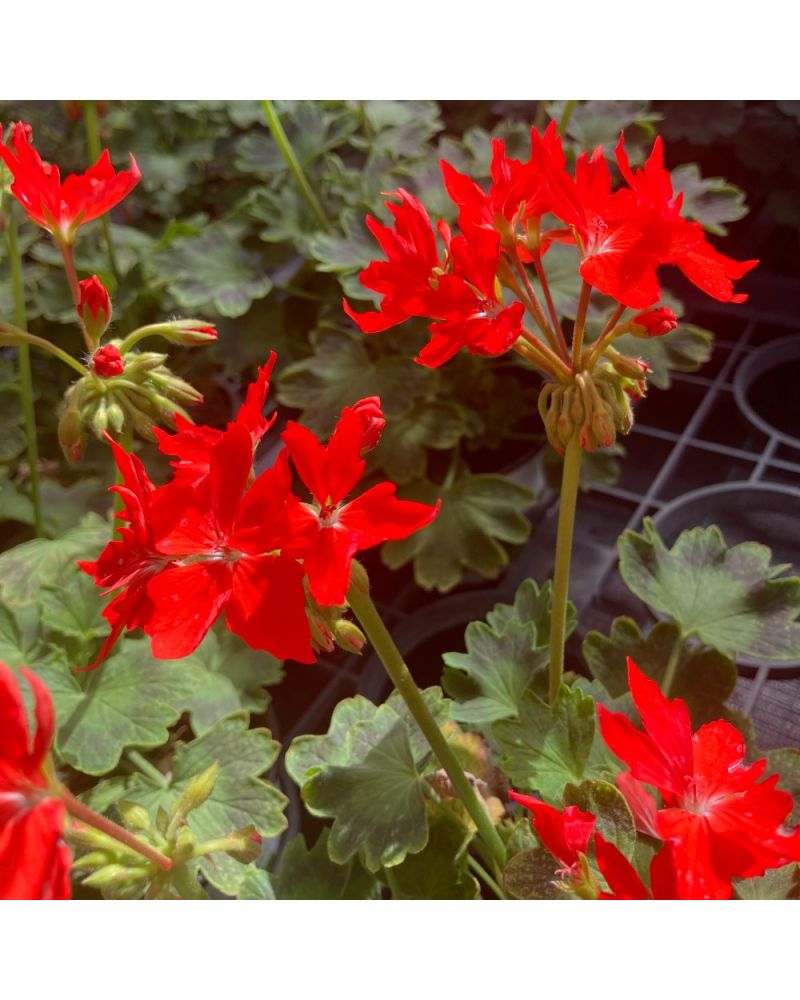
[173,762,220,822]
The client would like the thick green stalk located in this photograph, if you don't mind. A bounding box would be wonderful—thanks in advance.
[558,100,577,137]
[6,209,43,535]
[126,749,168,788]
[261,100,330,232]
[82,101,120,284]
[549,433,583,703]
[467,855,507,900]
[347,581,507,871]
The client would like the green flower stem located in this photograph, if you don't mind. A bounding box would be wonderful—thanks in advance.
[126,749,168,788]
[571,280,592,371]
[347,581,507,871]
[518,328,572,381]
[0,322,90,377]
[261,100,330,233]
[82,101,120,285]
[549,432,583,704]
[467,854,507,900]
[61,787,172,872]
[5,208,43,537]
[661,633,684,698]
[558,100,577,137]
[508,250,563,358]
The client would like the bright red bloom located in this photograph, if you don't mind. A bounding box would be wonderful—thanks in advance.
[342,189,524,368]
[154,355,277,488]
[78,438,177,669]
[509,791,595,878]
[143,423,314,662]
[0,663,71,899]
[0,121,141,244]
[598,659,800,899]
[348,396,386,453]
[594,834,680,900]
[282,400,440,606]
[91,343,125,378]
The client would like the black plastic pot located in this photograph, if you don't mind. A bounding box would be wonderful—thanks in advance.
[734,334,800,450]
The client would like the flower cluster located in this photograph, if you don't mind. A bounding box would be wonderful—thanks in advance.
[0,662,71,900]
[80,355,439,668]
[512,660,800,900]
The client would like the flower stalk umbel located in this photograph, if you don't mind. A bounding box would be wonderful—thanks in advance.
[344,124,757,704]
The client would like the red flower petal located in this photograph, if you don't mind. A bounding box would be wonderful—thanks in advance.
[145,562,232,659]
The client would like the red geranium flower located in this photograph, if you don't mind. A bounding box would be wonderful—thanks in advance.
[91,343,125,378]
[0,121,140,245]
[0,663,71,899]
[282,400,440,606]
[509,791,595,879]
[154,354,277,488]
[598,659,800,899]
[343,189,524,367]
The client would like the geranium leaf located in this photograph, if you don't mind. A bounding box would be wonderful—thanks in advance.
[563,779,636,859]
[276,327,431,438]
[492,685,598,802]
[155,223,272,318]
[287,689,450,873]
[178,628,283,735]
[0,513,109,607]
[374,398,466,485]
[618,519,800,661]
[237,867,276,900]
[274,829,378,900]
[735,865,800,900]
[550,100,661,154]
[485,577,577,648]
[40,573,110,643]
[301,707,428,872]
[582,617,737,726]
[381,467,533,592]
[34,639,200,776]
[385,802,480,899]
[443,619,547,725]
[614,324,713,390]
[670,164,748,236]
[503,847,565,900]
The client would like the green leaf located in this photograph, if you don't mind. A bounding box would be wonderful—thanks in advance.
[287,689,450,873]
[276,326,431,438]
[381,467,533,592]
[0,478,35,525]
[155,223,273,318]
[274,829,378,900]
[40,573,110,642]
[582,618,737,726]
[178,628,283,735]
[87,716,287,895]
[670,164,748,236]
[443,619,547,725]
[493,685,598,801]
[35,639,199,775]
[563,779,636,859]
[618,519,800,661]
[385,802,480,899]
[614,324,713,390]
[0,604,31,665]
[551,100,661,154]
[503,848,565,900]
[735,865,800,900]
[237,867,276,900]
[374,398,466,484]
[485,577,577,649]
[308,209,377,285]
[767,749,800,825]
[301,706,428,872]
[0,513,109,608]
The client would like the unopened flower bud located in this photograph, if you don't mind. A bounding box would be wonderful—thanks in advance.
[91,343,125,378]
[334,619,366,654]
[174,762,220,821]
[629,307,678,337]
[349,396,386,453]
[348,560,370,597]
[105,399,126,434]
[610,353,649,381]
[78,275,112,345]
[91,398,109,437]
[58,397,86,463]
[162,320,218,346]
[117,801,153,834]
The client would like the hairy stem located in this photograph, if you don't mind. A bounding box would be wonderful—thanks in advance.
[0,323,90,377]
